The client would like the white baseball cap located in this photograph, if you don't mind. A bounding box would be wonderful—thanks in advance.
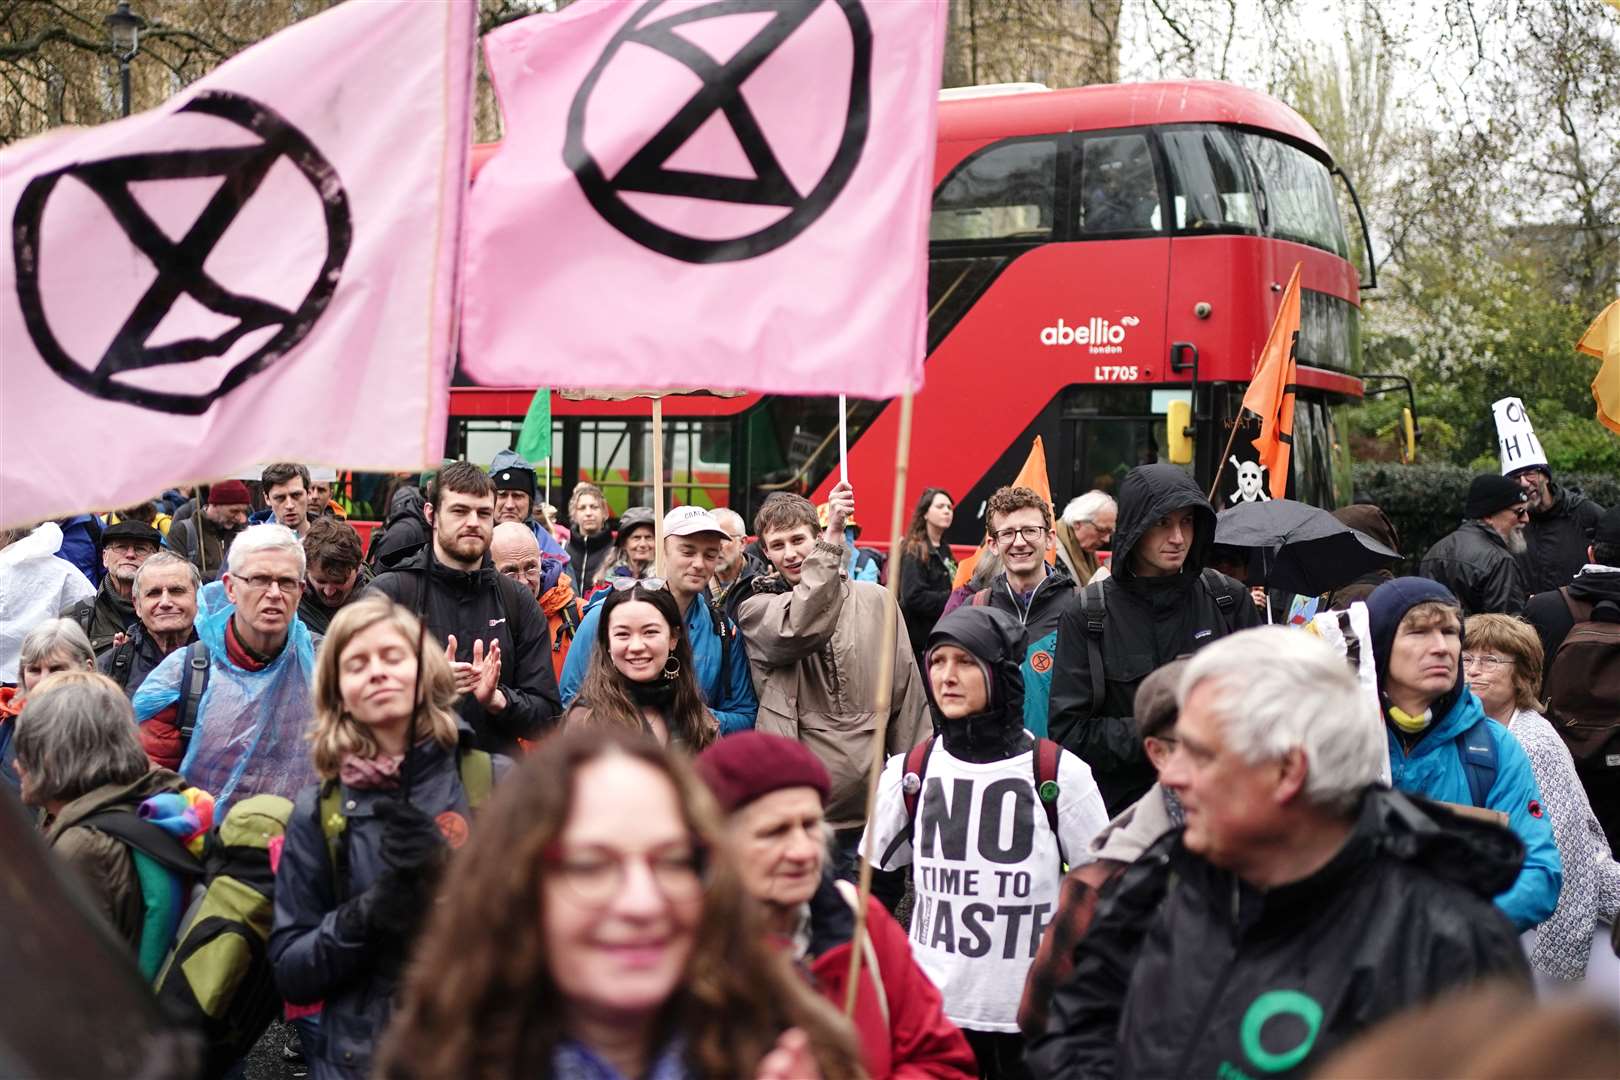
[663,505,728,539]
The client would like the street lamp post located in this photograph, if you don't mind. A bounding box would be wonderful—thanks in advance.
[104,1,146,117]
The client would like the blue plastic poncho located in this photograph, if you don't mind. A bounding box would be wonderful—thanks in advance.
[133,582,319,813]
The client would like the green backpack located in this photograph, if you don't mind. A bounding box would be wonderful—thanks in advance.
[154,793,294,1079]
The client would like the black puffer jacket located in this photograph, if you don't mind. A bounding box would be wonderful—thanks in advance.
[1418,519,1526,616]
[1047,466,1258,815]
[1028,788,1532,1080]
[900,541,956,659]
[369,548,560,755]
[368,488,429,571]
[1518,481,1606,595]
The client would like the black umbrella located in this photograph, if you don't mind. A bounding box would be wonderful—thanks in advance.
[1214,499,1401,599]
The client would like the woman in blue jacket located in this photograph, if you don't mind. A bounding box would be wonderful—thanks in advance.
[270,596,506,1080]
[1367,577,1561,931]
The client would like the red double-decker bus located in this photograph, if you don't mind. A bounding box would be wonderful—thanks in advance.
[389,80,1374,545]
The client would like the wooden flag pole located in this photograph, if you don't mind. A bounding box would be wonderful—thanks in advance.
[652,397,666,577]
[844,389,915,1016]
[1207,413,1245,504]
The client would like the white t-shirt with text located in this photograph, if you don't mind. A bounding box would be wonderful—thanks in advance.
[859,740,1110,1033]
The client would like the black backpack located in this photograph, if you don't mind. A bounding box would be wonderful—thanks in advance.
[1544,591,1620,767]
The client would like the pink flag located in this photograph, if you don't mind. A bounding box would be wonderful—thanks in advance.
[0,1,475,530]
[462,0,945,399]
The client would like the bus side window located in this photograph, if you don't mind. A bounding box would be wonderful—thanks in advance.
[1161,127,1259,234]
[930,139,1057,243]
[1075,133,1162,235]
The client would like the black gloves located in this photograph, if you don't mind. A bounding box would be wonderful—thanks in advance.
[375,799,446,874]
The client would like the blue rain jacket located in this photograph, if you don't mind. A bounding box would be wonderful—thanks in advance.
[1385,689,1562,931]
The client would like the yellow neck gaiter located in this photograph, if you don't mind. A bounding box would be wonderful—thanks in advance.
[1388,705,1432,734]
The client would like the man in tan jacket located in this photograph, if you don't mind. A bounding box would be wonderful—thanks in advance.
[736,481,929,907]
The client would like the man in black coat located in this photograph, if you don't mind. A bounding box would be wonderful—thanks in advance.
[1028,628,1530,1080]
[369,461,560,755]
[1418,474,1529,616]
[62,519,161,654]
[1048,464,1259,816]
[1511,464,1607,595]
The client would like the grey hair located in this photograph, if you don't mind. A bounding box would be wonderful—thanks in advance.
[226,522,307,576]
[133,550,202,597]
[711,507,747,535]
[13,674,150,806]
[1178,626,1383,815]
[1063,490,1116,526]
[17,618,95,685]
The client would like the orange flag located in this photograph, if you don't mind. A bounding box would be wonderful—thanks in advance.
[952,436,1054,588]
[1576,300,1620,436]
[1240,263,1302,499]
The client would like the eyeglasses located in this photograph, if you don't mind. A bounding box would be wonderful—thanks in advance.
[238,574,303,595]
[545,842,708,903]
[608,577,667,592]
[993,525,1048,546]
[1461,654,1511,669]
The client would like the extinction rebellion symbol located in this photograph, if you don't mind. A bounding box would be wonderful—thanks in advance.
[11,90,351,416]
[565,0,873,264]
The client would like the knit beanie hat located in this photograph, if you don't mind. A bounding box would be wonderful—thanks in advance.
[1464,474,1528,519]
[694,732,831,814]
[206,479,251,506]
[1366,577,1465,720]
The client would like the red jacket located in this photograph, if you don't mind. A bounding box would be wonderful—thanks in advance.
[802,881,976,1080]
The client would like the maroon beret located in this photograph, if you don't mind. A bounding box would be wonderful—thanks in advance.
[207,479,252,506]
[693,732,831,814]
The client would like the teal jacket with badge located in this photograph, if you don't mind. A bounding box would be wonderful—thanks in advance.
[1384,688,1562,931]
[975,564,1073,738]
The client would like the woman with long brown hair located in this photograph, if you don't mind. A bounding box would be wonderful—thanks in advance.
[270,596,507,1080]
[378,730,866,1079]
[565,582,718,752]
[899,488,957,661]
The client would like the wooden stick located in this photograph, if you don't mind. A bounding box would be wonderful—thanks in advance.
[1207,409,1246,504]
[844,389,915,1016]
[652,397,665,577]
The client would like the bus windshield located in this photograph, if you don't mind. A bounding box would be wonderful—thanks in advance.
[1242,132,1348,257]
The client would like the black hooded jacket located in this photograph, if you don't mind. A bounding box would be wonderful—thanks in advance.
[1047,466,1258,815]
[368,487,430,571]
[1518,480,1605,595]
[369,547,561,755]
[1028,788,1532,1080]
[925,605,1031,762]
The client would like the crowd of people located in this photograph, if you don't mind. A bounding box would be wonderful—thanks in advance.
[0,448,1617,1079]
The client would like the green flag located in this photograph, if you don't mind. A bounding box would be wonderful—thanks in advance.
[517,388,552,463]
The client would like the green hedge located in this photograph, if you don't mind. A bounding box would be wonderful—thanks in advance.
[1352,463,1619,566]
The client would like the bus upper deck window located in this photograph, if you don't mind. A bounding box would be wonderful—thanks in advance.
[1241,134,1349,257]
[1162,127,1259,234]
[930,139,1057,243]
[1076,133,1162,234]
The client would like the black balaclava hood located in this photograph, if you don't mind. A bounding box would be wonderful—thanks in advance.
[924,605,1030,762]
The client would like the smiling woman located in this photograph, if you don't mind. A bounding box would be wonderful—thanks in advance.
[564,584,717,752]
[378,730,865,1080]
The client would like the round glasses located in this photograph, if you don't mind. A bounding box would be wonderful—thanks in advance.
[544,841,708,903]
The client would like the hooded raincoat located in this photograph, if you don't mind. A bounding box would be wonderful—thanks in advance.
[0,522,95,679]
[133,582,319,813]
[1047,466,1260,815]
